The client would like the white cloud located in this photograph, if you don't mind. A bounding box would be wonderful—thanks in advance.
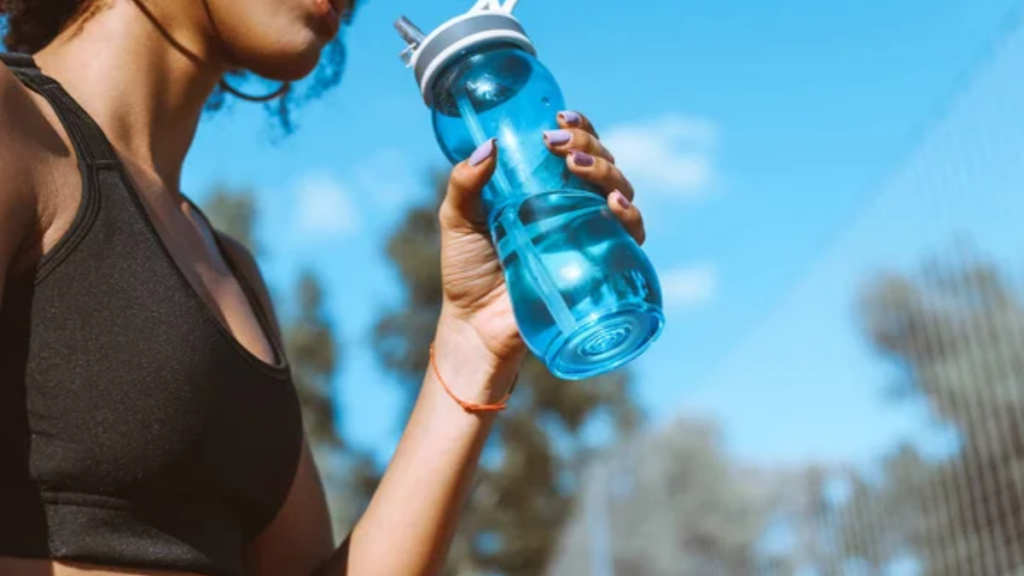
[661,264,718,309]
[295,173,360,237]
[351,148,417,212]
[602,115,719,197]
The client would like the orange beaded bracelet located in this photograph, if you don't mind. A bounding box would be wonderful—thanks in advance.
[429,343,518,413]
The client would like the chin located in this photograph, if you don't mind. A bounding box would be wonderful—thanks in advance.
[240,41,326,82]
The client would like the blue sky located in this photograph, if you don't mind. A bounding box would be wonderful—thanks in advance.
[172,0,1024,466]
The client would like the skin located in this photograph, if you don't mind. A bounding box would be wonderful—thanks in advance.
[0,0,648,575]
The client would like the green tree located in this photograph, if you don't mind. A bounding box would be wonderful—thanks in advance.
[202,185,378,539]
[374,172,641,576]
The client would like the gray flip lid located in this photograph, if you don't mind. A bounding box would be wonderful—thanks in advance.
[395,0,536,107]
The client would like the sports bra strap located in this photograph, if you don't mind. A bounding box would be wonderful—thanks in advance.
[1,52,119,166]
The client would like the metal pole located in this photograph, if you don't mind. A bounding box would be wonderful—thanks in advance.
[584,459,615,576]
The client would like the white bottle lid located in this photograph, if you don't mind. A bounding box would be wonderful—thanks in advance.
[396,0,536,107]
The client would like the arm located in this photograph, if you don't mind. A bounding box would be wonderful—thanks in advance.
[247,111,644,576]
[318,317,521,576]
[243,314,513,576]
[314,150,527,573]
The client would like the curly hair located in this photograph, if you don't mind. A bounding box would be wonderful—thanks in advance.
[0,0,93,53]
[0,0,359,132]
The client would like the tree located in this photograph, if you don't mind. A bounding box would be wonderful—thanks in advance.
[779,451,929,576]
[374,171,642,576]
[544,419,794,576]
[804,251,1024,576]
[201,185,378,539]
[546,250,1024,576]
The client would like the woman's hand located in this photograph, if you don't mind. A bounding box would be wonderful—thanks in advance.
[434,111,646,394]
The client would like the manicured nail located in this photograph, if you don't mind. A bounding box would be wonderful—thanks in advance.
[469,139,496,166]
[543,129,572,146]
[559,110,582,126]
[570,150,595,167]
[613,191,632,210]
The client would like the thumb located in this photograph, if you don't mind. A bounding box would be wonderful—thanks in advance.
[440,139,497,230]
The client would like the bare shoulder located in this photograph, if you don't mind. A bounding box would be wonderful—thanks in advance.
[0,61,79,168]
[0,63,43,281]
[1,60,89,282]
[0,62,50,160]
[0,62,35,183]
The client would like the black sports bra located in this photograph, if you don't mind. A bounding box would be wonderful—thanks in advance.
[0,54,304,576]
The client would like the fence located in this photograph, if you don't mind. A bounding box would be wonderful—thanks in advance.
[547,3,1024,575]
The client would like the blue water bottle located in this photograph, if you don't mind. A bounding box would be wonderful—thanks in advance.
[396,0,664,380]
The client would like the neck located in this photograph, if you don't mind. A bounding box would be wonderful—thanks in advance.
[34,1,226,191]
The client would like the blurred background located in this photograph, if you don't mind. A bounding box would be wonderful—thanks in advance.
[16,0,1024,573]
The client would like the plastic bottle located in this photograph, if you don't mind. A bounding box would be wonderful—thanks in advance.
[395,0,664,380]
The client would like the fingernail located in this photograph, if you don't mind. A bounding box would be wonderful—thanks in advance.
[469,139,496,166]
[559,111,582,126]
[570,150,594,167]
[614,191,632,210]
[543,129,572,146]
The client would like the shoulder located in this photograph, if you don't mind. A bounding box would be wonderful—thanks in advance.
[0,64,42,272]
[0,61,77,172]
[0,62,50,160]
[0,60,23,115]
[0,63,34,178]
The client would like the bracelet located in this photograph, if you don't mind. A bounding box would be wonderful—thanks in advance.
[429,343,519,413]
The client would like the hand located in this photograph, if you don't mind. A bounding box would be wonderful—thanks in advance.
[435,111,647,381]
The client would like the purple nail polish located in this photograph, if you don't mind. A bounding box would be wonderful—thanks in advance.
[469,139,495,166]
[543,129,572,146]
[559,110,582,126]
[570,150,595,167]
[615,192,632,210]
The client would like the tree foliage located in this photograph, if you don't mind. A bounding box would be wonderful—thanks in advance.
[547,250,1024,576]
[545,419,790,576]
[797,253,1024,576]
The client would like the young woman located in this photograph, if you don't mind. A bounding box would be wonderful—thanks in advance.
[0,1,647,575]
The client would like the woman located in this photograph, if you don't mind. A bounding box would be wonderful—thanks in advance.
[0,1,647,575]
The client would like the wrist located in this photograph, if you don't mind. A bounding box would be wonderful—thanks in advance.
[433,310,525,405]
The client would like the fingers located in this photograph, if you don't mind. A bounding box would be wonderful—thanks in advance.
[441,139,497,230]
[543,128,615,163]
[567,150,635,201]
[608,191,646,245]
[557,111,645,244]
[442,135,645,246]
[557,110,598,138]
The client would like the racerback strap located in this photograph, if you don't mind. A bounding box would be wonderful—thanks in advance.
[0,52,119,167]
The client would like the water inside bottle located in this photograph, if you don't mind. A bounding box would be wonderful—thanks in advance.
[493,192,662,378]
[450,77,662,379]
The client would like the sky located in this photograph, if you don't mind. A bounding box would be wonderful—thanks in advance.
[174,0,1024,467]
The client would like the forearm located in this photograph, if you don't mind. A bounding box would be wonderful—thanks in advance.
[319,313,522,576]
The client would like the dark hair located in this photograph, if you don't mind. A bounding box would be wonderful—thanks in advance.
[0,0,87,53]
[0,0,358,133]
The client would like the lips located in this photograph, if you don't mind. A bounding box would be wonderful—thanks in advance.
[313,0,342,33]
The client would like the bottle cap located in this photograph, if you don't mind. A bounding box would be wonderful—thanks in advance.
[395,0,536,107]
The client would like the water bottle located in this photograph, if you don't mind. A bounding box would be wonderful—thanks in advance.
[395,0,664,380]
